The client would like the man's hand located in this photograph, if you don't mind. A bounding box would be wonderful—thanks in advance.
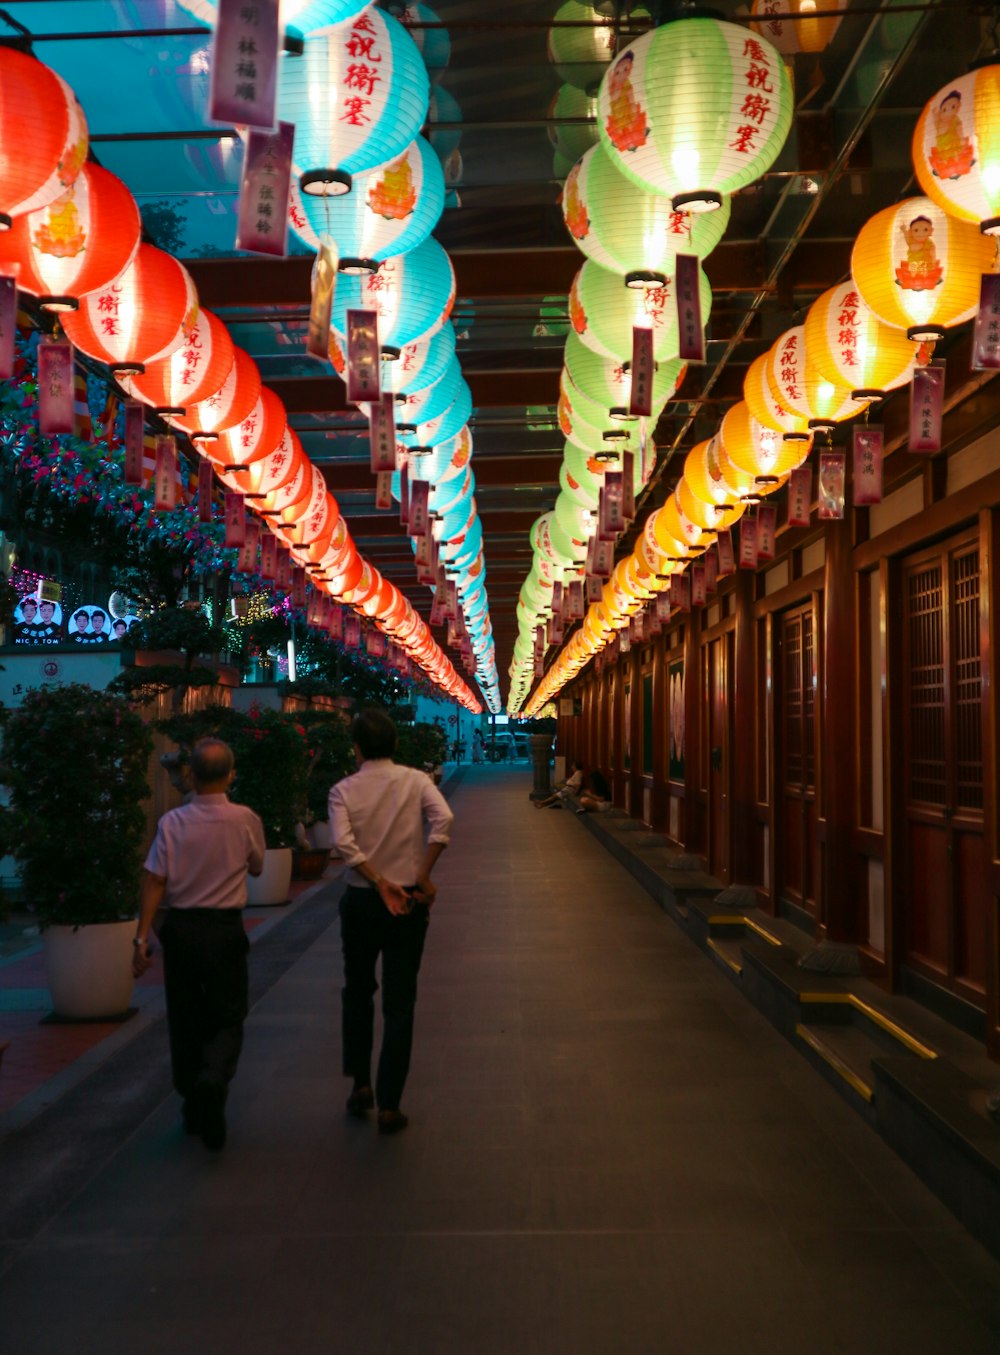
[377,878,411,916]
[132,941,153,978]
[411,877,437,908]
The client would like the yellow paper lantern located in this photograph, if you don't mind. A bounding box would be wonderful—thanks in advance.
[766,326,866,430]
[912,65,1000,236]
[750,0,847,56]
[851,195,997,342]
[803,280,917,399]
[744,351,811,441]
[684,433,755,504]
[720,400,806,488]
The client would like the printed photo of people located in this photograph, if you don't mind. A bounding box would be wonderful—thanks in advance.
[69,605,110,646]
[110,614,140,643]
[13,595,63,647]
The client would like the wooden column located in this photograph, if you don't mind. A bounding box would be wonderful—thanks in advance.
[822,517,861,943]
[683,610,702,853]
[652,631,668,831]
[732,572,757,885]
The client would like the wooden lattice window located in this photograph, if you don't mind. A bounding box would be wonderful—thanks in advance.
[906,563,946,805]
[952,547,983,810]
[783,616,803,788]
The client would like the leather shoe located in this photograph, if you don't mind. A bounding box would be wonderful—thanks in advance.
[377,1109,409,1135]
[346,1084,374,1117]
[192,1083,226,1151]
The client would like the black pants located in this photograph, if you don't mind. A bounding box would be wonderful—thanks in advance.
[339,885,430,1112]
[159,909,249,1102]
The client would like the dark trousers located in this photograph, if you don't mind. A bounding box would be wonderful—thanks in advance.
[159,909,249,1102]
[339,885,430,1111]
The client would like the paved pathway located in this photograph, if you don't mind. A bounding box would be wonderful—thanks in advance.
[1,767,999,1354]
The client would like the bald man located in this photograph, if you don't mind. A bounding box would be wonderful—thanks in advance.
[133,738,265,1150]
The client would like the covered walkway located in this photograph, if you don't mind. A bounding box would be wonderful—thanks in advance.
[2,768,999,1353]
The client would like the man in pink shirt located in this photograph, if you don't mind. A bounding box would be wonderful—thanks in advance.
[132,738,266,1151]
[330,709,454,1135]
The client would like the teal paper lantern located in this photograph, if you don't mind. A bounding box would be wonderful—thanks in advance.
[390,325,457,398]
[278,7,429,195]
[331,235,455,350]
[289,136,444,267]
[401,2,451,83]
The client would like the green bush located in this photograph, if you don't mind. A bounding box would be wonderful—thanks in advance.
[297,711,355,823]
[160,705,310,849]
[395,721,448,772]
[0,684,152,927]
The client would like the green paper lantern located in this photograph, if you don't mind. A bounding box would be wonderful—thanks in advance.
[564,330,683,410]
[563,141,731,283]
[569,257,712,362]
[548,1,618,94]
[548,84,600,165]
[596,16,792,210]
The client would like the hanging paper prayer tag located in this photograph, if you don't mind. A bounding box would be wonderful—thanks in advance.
[0,268,18,381]
[124,402,144,486]
[225,491,246,547]
[259,531,277,580]
[38,337,74,436]
[153,435,178,511]
[210,0,279,130]
[787,464,813,528]
[909,365,944,454]
[972,273,1000,371]
[739,514,759,569]
[346,308,380,403]
[307,235,338,360]
[197,460,214,523]
[236,121,294,257]
[629,325,654,416]
[409,479,430,536]
[818,450,846,520]
[369,391,396,472]
[852,426,883,507]
[716,528,736,577]
[375,470,393,510]
[675,253,705,363]
[691,562,706,607]
[756,503,777,562]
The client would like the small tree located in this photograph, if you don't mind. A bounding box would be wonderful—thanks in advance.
[111,605,226,712]
[0,684,152,927]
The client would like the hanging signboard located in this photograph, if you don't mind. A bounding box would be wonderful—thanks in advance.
[346,308,380,403]
[818,449,846,520]
[909,365,944,454]
[210,0,280,130]
[236,121,293,256]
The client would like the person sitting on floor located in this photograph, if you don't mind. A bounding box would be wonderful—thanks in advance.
[575,768,612,814]
[534,760,585,809]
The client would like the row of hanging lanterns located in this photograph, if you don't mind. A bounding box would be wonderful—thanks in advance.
[0,40,480,710]
[511,8,794,713]
[519,35,1000,717]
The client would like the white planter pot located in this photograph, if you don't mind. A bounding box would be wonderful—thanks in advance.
[305,820,333,851]
[43,920,136,1020]
[245,847,293,907]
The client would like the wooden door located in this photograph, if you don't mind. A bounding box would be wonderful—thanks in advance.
[900,534,987,1008]
[706,633,732,882]
[776,602,818,918]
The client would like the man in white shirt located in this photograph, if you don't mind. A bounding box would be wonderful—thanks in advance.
[132,738,266,1151]
[329,708,454,1135]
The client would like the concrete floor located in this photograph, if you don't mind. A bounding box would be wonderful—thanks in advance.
[2,767,999,1354]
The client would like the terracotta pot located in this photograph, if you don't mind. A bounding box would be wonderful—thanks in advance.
[293,848,329,881]
[42,920,135,1020]
[245,847,293,906]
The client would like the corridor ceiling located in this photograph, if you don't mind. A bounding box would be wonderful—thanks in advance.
[0,0,992,703]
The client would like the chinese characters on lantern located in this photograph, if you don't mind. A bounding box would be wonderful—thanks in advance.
[341,11,385,133]
[729,38,778,158]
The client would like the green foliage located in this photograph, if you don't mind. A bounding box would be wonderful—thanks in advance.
[111,606,226,709]
[297,711,355,822]
[159,705,310,849]
[395,721,448,772]
[0,684,152,927]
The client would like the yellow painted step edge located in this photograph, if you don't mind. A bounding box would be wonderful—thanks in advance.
[707,936,742,976]
[799,993,938,1060]
[795,1022,875,1104]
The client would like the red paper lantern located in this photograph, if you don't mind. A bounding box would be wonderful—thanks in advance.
[281,462,327,527]
[0,49,88,230]
[0,162,139,311]
[61,244,197,374]
[124,308,234,414]
[170,346,261,439]
[209,387,287,469]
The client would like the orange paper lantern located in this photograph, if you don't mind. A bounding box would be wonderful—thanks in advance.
[0,49,88,229]
[124,308,234,415]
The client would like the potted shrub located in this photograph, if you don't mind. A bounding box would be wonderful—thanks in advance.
[160,705,309,905]
[298,709,355,854]
[110,604,226,713]
[0,683,152,1018]
[396,721,449,783]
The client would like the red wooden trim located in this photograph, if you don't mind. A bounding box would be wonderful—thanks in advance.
[752,568,825,620]
[856,826,884,860]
